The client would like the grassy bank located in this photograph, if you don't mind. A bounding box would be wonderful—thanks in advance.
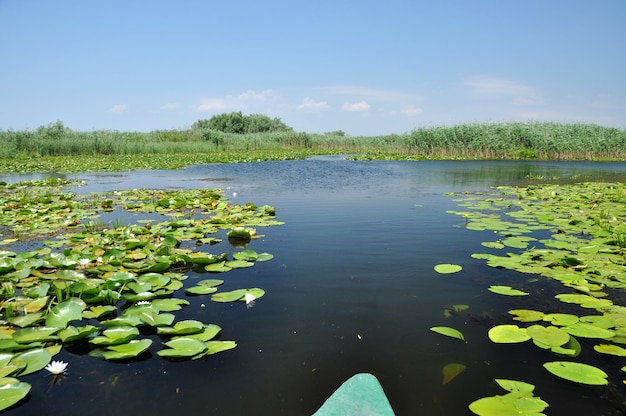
[0,122,624,173]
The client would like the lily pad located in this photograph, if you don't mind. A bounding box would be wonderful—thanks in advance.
[430,326,466,342]
[593,344,626,357]
[90,326,140,346]
[0,378,31,412]
[488,285,529,296]
[157,337,207,358]
[488,325,530,343]
[205,340,237,355]
[211,289,247,303]
[543,361,608,385]
[442,363,466,385]
[13,348,52,376]
[526,325,570,347]
[102,339,153,361]
[434,264,462,274]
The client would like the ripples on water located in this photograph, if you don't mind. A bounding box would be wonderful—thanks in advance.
[2,159,626,415]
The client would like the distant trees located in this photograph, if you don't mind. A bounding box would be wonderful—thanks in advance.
[192,112,293,134]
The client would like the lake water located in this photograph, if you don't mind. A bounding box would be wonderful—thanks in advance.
[3,159,626,415]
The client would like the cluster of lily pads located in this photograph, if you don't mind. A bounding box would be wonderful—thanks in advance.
[0,178,282,411]
[431,182,626,414]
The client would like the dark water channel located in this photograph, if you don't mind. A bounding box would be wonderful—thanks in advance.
[3,159,626,415]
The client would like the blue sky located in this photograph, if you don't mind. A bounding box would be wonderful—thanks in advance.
[1,1,624,135]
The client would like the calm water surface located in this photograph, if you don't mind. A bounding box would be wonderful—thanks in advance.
[3,159,626,415]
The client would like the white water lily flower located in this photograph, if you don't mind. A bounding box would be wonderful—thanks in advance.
[79,258,91,266]
[136,301,151,306]
[45,360,68,375]
[245,293,256,308]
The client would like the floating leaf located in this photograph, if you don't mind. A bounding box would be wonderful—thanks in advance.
[157,320,204,336]
[526,325,570,347]
[102,339,153,360]
[488,325,530,343]
[185,285,219,295]
[211,289,247,303]
[0,378,31,412]
[90,326,139,346]
[13,348,51,376]
[205,340,237,355]
[593,344,626,357]
[430,326,465,342]
[543,361,608,385]
[157,337,207,358]
[45,299,84,328]
[12,327,59,344]
[488,285,529,296]
[442,363,466,385]
[542,313,578,327]
[434,264,462,274]
[509,309,544,322]
[562,323,615,339]
[469,378,548,416]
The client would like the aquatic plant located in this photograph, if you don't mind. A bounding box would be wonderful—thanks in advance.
[0,180,283,411]
[447,181,626,409]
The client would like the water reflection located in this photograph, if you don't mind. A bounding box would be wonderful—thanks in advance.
[3,159,626,416]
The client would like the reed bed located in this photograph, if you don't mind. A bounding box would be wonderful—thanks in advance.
[0,122,624,172]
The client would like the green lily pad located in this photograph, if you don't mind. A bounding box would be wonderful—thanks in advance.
[45,298,84,328]
[157,337,207,358]
[204,262,233,273]
[12,327,59,344]
[211,289,247,303]
[102,339,153,361]
[542,313,579,327]
[543,361,608,385]
[562,323,615,339]
[434,264,462,274]
[90,326,140,346]
[0,378,31,412]
[526,325,570,347]
[157,320,204,336]
[13,348,52,376]
[58,325,99,343]
[430,326,465,342]
[509,309,544,322]
[488,285,529,296]
[185,285,219,295]
[593,344,626,357]
[205,340,237,355]
[468,378,548,416]
[488,325,530,343]
[442,363,466,385]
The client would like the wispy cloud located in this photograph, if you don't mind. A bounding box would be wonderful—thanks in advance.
[401,106,423,115]
[107,104,128,113]
[342,101,370,112]
[297,97,330,111]
[464,76,543,105]
[321,85,415,102]
[197,89,277,112]
[160,103,181,110]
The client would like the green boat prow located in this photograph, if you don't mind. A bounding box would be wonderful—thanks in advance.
[313,373,395,416]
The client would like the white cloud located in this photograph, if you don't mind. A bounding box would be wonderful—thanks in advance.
[342,101,370,112]
[197,99,230,112]
[321,85,415,102]
[107,104,128,113]
[160,103,181,110]
[197,90,278,112]
[464,76,543,105]
[297,97,330,110]
[401,106,423,115]
[237,89,273,101]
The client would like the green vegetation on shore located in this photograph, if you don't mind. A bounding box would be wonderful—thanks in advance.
[1,119,624,173]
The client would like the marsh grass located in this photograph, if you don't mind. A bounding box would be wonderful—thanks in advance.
[1,122,624,172]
